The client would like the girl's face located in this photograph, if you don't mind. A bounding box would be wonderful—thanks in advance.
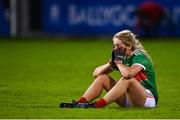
[113,38,126,50]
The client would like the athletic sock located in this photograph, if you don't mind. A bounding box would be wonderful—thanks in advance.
[77,97,88,103]
[95,98,107,108]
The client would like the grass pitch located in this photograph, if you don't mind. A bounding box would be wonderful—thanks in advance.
[0,38,180,118]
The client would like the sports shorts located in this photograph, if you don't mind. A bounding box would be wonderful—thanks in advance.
[125,89,156,108]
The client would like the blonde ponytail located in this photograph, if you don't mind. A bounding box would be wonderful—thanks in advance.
[134,39,151,60]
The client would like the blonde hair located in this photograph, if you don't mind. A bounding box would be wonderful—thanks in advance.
[113,30,151,60]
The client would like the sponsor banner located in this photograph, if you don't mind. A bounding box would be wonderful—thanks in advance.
[43,0,180,36]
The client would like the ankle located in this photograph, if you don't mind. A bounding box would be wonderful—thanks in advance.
[77,97,88,103]
[95,98,107,108]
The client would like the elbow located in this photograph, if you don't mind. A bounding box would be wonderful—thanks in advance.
[93,71,98,78]
[93,68,100,78]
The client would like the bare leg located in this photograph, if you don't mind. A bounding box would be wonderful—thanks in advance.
[82,74,126,106]
[82,74,115,102]
[103,78,146,107]
[126,79,146,107]
[103,80,126,107]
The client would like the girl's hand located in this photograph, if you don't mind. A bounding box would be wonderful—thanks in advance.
[114,47,126,64]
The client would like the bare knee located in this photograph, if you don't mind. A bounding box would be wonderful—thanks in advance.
[95,74,114,90]
[95,74,110,83]
[117,77,130,83]
[116,77,134,87]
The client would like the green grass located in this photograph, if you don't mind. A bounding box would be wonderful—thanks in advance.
[0,38,180,118]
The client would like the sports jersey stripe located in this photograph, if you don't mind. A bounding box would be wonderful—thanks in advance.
[132,63,146,70]
[145,89,154,98]
[146,94,154,97]
[146,96,154,98]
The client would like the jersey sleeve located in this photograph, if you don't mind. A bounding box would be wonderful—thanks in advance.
[132,51,149,70]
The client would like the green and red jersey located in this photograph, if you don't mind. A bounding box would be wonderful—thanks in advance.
[112,50,158,104]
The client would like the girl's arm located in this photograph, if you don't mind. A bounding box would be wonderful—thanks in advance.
[116,63,142,79]
[93,62,113,78]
